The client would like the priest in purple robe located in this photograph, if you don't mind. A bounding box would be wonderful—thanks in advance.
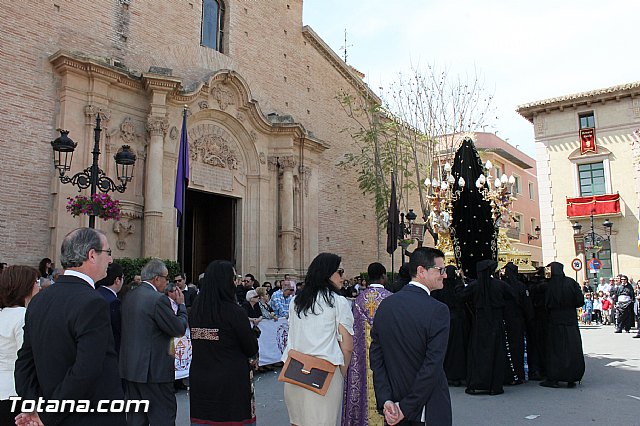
[342,262,392,426]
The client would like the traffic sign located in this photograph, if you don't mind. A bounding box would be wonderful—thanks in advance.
[587,258,602,271]
[571,258,582,271]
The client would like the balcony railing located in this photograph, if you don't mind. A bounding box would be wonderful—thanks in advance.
[566,193,620,218]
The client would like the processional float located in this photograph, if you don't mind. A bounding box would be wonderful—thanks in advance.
[424,136,535,279]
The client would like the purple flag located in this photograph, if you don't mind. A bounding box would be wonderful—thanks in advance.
[174,109,189,227]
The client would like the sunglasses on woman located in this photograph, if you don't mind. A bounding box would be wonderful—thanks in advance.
[337,268,344,277]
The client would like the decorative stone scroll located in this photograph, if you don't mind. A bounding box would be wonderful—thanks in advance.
[113,219,135,250]
[120,117,138,144]
[210,84,234,111]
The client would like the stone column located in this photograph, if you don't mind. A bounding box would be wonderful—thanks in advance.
[279,156,296,271]
[143,116,168,258]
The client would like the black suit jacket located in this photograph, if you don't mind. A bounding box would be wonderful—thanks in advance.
[15,275,126,425]
[370,284,452,425]
[97,285,122,354]
[119,282,188,383]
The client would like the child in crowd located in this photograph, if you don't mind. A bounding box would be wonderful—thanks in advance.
[592,294,602,325]
[602,294,612,325]
[582,293,593,325]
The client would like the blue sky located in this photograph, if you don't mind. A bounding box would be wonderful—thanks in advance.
[303,0,640,157]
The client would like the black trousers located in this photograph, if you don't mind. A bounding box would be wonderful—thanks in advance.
[125,380,176,426]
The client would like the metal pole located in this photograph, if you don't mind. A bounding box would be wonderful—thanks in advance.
[88,115,102,229]
[590,211,597,285]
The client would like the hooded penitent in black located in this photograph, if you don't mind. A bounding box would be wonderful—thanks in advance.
[450,137,497,280]
[543,262,585,385]
[456,259,513,395]
[432,265,470,384]
[501,262,533,384]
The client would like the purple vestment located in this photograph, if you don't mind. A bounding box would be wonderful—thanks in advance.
[342,285,392,426]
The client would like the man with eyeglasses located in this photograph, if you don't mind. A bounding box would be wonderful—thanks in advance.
[119,259,188,426]
[15,227,126,425]
[370,247,452,426]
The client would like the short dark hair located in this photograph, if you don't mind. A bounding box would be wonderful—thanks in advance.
[408,247,445,278]
[96,263,124,288]
[367,262,386,282]
[0,265,38,308]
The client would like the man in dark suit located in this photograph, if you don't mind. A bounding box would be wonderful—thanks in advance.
[96,262,124,354]
[14,227,126,426]
[119,259,188,426]
[370,247,452,426]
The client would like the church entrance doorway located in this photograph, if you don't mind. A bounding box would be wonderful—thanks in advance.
[183,189,238,284]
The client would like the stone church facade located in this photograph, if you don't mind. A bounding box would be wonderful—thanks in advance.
[0,0,383,280]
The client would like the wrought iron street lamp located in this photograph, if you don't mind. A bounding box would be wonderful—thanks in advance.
[51,115,137,228]
[527,225,541,243]
[399,208,417,265]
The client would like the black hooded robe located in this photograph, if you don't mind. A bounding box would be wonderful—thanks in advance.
[432,265,470,384]
[457,260,512,395]
[502,263,533,384]
[544,262,585,384]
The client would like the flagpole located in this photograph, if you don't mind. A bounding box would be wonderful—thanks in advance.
[176,106,189,274]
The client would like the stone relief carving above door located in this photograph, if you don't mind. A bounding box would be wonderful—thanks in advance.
[189,123,241,171]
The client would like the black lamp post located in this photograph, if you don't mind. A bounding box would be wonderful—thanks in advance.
[399,208,417,265]
[527,225,541,243]
[51,115,137,228]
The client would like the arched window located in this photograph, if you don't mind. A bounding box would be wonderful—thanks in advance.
[201,0,224,51]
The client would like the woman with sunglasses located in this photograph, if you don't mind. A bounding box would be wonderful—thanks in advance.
[281,253,354,426]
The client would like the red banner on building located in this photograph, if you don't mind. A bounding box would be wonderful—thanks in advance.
[580,128,597,154]
[566,193,620,218]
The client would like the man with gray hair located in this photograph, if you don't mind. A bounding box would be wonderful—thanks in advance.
[119,259,187,426]
[15,227,126,425]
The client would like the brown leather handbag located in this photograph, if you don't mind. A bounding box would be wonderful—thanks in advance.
[278,350,336,395]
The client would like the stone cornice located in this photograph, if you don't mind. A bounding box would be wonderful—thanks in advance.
[517,81,640,123]
[302,26,380,103]
[143,73,182,93]
[49,50,144,91]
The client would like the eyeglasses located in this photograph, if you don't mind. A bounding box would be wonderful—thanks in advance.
[156,275,169,280]
[426,266,447,276]
[337,268,344,277]
[174,278,183,282]
[95,249,112,256]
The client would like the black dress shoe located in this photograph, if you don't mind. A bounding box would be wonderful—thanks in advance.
[632,334,640,338]
[614,330,622,333]
[528,371,543,381]
[539,380,559,388]
[489,389,504,395]
[567,382,576,388]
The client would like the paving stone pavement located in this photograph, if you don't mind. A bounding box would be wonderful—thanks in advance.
[176,323,640,425]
